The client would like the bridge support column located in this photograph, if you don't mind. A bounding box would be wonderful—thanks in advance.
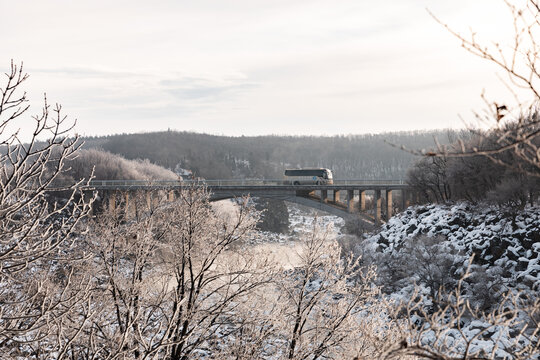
[347,190,354,213]
[401,189,409,210]
[83,191,94,216]
[108,191,116,212]
[375,190,382,226]
[359,190,366,211]
[412,191,420,205]
[334,190,341,203]
[386,189,393,219]
[320,190,328,203]
[124,191,130,216]
[146,191,152,210]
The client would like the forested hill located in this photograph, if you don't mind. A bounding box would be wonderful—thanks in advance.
[82,130,457,180]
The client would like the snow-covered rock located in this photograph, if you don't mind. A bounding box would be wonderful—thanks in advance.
[364,203,540,292]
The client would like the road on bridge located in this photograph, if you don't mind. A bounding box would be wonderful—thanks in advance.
[88,179,407,189]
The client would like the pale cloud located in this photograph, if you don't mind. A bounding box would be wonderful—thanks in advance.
[160,78,258,101]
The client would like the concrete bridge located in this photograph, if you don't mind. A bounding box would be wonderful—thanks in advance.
[87,179,412,227]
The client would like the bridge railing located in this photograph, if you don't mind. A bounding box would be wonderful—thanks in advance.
[333,179,406,185]
[88,179,406,187]
[88,179,286,187]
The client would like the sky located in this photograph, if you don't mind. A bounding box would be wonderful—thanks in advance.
[1,0,519,138]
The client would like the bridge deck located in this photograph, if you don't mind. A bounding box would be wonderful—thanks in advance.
[86,179,408,191]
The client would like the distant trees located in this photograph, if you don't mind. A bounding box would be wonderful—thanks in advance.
[82,129,454,180]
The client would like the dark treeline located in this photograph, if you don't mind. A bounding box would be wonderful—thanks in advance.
[82,130,458,179]
[407,114,540,208]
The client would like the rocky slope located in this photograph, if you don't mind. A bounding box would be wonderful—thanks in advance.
[359,203,540,358]
[364,203,540,292]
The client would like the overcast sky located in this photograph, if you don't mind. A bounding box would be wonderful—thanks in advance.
[1,0,517,137]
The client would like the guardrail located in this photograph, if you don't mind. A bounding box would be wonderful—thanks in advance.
[333,179,406,185]
[88,179,406,187]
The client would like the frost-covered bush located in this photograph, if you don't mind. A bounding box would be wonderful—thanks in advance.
[368,234,461,305]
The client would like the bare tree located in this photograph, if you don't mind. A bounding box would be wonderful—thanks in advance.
[0,61,95,357]
[422,1,540,177]
[159,188,272,360]
[265,221,396,360]
[407,133,537,205]
[67,186,277,359]
[407,157,452,203]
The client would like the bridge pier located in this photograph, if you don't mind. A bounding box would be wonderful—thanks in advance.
[146,191,152,210]
[333,189,341,203]
[83,191,94,216]
[124,191,131,216]
[375,190,382,226]
[105,189,164,217]
[401,189,409,210]
[359,190,366,211]
[320,189,328,203]
[386,189,393,219]
[347,190,354,213]
[412,191,420,205]
[108,190,117,212]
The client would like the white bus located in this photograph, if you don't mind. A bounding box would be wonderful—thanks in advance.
[284,168,333,185]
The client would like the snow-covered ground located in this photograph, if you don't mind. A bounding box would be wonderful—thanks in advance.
[247,203,345,245]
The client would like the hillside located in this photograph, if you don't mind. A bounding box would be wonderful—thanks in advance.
[81,130,459,180]
[362,203,539,303]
